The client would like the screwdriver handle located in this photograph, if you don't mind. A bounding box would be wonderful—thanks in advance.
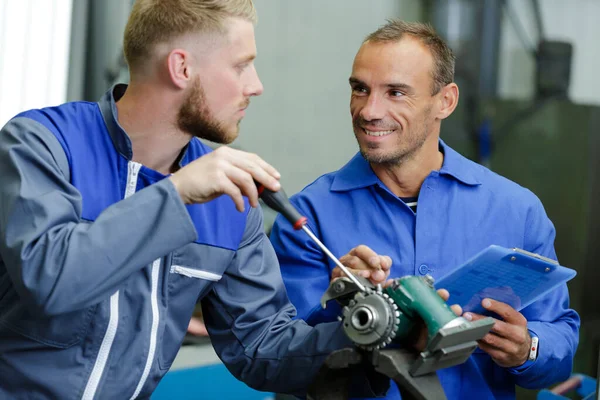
[257,184,307,230]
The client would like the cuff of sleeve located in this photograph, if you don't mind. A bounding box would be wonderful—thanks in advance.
[160,178,198,241]
[508,328,538,374]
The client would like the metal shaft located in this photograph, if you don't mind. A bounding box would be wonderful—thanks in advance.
[301,225,366,292]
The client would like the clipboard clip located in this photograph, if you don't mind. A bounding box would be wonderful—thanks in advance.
[512,248,559,266]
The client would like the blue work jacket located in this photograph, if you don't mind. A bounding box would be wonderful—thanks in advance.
[270,140,580,400]
[0,84,353,399]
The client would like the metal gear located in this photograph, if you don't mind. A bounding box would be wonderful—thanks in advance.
[340,289,400,350]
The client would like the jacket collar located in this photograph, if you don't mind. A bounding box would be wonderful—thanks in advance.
[331,139,481,192]
[98,84,133,159]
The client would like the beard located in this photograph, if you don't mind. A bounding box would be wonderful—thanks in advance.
[177,77,239,144]
[354,105,432,166]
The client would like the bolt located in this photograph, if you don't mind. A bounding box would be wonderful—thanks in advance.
[333,280,345,293]
[423,274,435,288]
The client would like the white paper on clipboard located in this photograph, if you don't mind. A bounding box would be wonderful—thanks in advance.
[434,245,577,315]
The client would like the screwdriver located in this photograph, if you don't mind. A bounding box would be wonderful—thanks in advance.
[257,183,367,292]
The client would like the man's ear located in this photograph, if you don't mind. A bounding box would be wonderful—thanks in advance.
[166,49,192,89]
[436,83,459,120]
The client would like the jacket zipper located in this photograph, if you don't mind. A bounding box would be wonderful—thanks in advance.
[130,257,161,399]
[82,161,142,399]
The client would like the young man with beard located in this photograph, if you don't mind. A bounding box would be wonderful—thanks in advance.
[0,1,390,398]
[270,20,580,399]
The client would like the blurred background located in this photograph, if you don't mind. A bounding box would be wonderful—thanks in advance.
[1,0,599,399]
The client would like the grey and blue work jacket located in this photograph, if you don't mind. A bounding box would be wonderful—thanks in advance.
[0,85,351,399]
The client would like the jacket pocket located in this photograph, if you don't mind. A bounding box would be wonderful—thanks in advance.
[158,242,232,371]
[169,265,222,281]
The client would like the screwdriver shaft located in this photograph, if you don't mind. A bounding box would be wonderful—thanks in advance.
[301,225,366,292]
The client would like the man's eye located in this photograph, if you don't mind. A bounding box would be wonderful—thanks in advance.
[390,90,404,97]
[352,86,367,94]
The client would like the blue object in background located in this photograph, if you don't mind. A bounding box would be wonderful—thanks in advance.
[537,374,596,400]
[152,364,275,400]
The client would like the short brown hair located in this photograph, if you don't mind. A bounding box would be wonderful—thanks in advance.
[364,19,455,95]
[123,0,257,72]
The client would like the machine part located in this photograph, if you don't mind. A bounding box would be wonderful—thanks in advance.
[307,347,447,400]
[310,276,495,399]
[320,276,373,309]
[386,275,466,340]
[410,317,494,376]
[384,275,495,376]
[321,274,495,375]
[341,290,399,350]
[322,277,400,350]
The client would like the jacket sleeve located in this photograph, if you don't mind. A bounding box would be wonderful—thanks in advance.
[269,196,342,326]
[0,117,197,316]
[201,205,353,396]
[507,194,580,389]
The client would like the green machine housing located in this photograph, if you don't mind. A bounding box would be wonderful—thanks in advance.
[321,275,494,376]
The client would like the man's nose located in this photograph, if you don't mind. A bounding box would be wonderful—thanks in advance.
[360,94,385,121]
[246,65,263,97]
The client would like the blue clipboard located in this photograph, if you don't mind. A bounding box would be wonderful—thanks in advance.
[434,245,577,315]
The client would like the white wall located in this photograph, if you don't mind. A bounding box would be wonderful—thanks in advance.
[236,0,423,195]
[0,0,73,127]
[498,0,600,105]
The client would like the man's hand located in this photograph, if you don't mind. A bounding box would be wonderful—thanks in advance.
[463,298,531,368]
[332,245,392,285]
[412,289,462,351]
[169,147,281,212]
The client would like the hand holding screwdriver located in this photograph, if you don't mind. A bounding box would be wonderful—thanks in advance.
[169,147,280,212]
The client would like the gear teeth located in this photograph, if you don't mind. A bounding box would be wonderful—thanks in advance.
[345,288,400,352]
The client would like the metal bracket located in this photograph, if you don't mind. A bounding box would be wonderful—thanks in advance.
[412,317,495,376]
[320,276,374,308]
[307,347,447,400]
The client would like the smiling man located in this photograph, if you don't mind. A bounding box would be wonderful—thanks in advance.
[0,1,387,399]
[270,20,579,399]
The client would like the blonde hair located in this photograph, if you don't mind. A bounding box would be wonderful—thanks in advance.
[365,19,455,95]
[123,0,257,72]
